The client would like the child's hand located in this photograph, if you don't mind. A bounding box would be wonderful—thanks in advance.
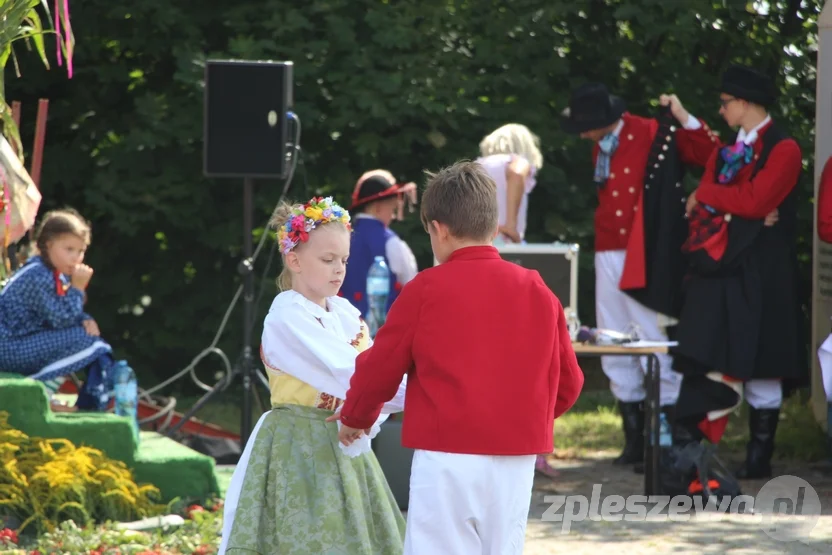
[71,264,94,290]
[337,425,366,446]
[83,319,100,337]
[764,208,779,227]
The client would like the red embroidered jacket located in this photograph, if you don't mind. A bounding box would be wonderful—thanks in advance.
[817,156,832,243]
[592,112,720,253]
[338,246,585,456]
[695,120,802,219]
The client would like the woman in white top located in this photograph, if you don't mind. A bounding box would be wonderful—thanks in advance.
[476,123,543,245]
[477,124,560,478]
[219,196,407,555]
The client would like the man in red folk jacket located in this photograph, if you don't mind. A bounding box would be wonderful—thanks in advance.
[673,64,805,482]
[560,82,720,470]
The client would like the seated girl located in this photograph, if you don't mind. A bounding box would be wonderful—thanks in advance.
[0,209,129,412]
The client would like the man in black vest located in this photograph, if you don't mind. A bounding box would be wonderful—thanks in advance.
[672,64,806,482]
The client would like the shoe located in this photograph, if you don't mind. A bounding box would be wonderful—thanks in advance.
[535,454,560,478]
[736,407,780,479]
[613,401,644,465]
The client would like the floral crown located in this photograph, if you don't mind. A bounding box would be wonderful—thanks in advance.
[277,197,351,254]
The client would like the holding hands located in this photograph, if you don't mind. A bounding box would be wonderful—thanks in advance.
[325,411,372,446]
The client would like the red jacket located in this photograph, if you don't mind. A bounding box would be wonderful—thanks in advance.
[695,120,802,218]
[338,245,584,456]
[817,156,832,243]
[593,113,719,254]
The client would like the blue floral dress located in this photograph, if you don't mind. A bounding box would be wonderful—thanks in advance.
[0,255,114,409]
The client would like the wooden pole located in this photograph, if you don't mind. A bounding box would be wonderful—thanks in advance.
[30,99,49,187]
[811,2,832,428]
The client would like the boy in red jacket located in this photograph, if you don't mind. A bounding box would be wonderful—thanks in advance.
[335,161,584,555]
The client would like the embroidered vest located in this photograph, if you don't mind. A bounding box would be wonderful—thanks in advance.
[339,217,402,315]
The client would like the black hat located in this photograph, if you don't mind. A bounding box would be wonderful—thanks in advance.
[350,169,417,211]
[720,64,777,107]
[560,83,626,134]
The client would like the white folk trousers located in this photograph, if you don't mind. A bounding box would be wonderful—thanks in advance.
[595,250,682,406]
[404,450,536,555]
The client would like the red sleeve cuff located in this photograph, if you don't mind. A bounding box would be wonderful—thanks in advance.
[339,411,378,431]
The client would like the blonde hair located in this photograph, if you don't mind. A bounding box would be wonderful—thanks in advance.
[269,199,351,292]
[420,161,498,242]
[270,202,295,291]
[478,123,543,170]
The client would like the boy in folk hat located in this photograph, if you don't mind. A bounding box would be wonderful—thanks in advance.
[672,63,805,482]
[339,169,418,316]
[561,83,721,471]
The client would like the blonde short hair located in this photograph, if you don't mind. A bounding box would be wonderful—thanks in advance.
[478,123,543,170]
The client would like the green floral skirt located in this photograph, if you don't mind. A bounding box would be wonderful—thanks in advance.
[222,404,406,555]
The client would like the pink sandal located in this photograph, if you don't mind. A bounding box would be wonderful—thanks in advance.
[535,454,559,478]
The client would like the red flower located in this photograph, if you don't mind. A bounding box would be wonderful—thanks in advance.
[0,528,18,545]
[193,546,212,555]
[185,504,205,519]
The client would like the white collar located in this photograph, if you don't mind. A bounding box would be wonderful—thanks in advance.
[737,115,771,145]
[356,213,379,221]
[611,119,625,138]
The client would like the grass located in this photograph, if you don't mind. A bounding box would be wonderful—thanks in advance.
[553,388,831,463]
[169,381,830,465]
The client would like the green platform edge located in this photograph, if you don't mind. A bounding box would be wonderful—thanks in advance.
[0,373,220,503]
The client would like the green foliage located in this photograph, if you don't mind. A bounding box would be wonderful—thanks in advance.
[2,0,823,391]
[3,512,221,554]
[0,411,166,536]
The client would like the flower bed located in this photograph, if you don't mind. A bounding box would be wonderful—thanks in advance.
[0,499,222,554]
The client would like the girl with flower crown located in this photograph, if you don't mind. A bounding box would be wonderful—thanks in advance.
[219,196,407,555]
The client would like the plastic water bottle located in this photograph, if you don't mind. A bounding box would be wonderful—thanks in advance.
[366,256,390,337]
[113,361,140,444]
[659,413,672,447]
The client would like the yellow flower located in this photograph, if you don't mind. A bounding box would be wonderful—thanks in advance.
[304,206,324,220]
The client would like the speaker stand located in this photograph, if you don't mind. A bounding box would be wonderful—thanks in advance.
[165,177,259,451]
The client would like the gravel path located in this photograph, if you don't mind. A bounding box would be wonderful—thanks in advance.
[522,453,832,554]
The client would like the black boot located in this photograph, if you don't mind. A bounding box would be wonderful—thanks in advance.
[736,407,780,479]
[613,401,644,465]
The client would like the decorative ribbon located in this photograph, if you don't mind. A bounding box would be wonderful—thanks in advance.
[594,133,619,186]
[717,142,753,184]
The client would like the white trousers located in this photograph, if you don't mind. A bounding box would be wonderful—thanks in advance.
[744,379,783,409]
[404,450,536,555]
[595,250,682,406]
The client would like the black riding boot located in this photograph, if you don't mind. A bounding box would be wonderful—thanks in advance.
[614,401,644,465]
[736,407,780,479]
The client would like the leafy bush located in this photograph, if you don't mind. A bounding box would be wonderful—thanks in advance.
[0,411,166,535]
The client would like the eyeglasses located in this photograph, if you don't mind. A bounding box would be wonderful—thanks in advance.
[719,97,738,108]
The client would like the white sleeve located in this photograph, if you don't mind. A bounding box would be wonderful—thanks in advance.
[683,114,702,130]
[260,300,407,456]
[261,303,360,400]
[385,235,419,284]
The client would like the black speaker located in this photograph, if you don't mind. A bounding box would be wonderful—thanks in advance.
[203,60,294,179]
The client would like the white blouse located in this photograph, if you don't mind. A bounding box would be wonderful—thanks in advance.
[261,290,407,456]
